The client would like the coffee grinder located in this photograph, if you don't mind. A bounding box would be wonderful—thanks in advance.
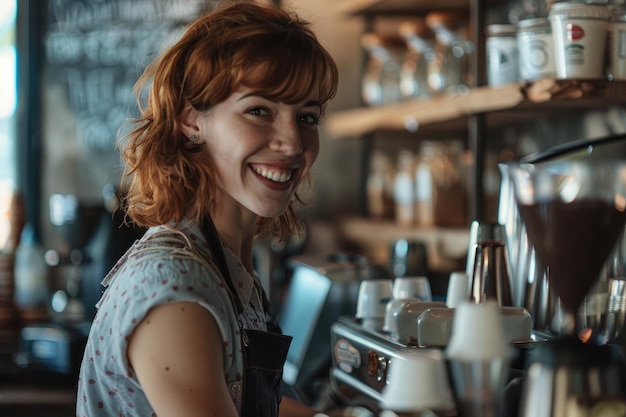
[17,185,144,377]
[508,160,626,416]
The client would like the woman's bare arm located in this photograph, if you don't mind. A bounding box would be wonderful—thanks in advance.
[128,301,239,417]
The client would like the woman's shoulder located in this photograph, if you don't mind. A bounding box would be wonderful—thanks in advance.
[96,223,237,325]
[103,223,217,283]
[135,223,211,261]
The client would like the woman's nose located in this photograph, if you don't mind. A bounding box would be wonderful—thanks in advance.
[269,119,303,155]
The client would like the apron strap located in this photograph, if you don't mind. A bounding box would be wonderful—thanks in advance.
[201,214,283,332]
[201,214,245,315]
[202,215,290,417]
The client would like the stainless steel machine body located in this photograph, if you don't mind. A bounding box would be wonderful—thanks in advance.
[330,316,418,407]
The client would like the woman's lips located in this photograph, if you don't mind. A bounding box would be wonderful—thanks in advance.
[250,164,296,191]
[250,164,295,183]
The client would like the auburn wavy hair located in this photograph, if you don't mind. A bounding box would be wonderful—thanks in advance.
[119,0,338,239]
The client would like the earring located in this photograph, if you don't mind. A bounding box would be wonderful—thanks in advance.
[191,134,199,142]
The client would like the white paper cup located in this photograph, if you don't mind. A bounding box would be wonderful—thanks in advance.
[356,279,393,329]
[392,276,432,301]
[381,350,455,413]
[610,9,626,80]
[517,18,557,81]
[446,301,512,361]
[446,271,469,308]
[550,2,610,79]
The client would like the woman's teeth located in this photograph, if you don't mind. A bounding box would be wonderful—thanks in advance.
[252,166,293,183]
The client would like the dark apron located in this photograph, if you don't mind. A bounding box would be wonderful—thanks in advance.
[202,215,292,417]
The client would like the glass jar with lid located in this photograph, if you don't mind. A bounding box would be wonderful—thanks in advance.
[398,20,435,99]
[360,32,406,106]
[425,12,475,95]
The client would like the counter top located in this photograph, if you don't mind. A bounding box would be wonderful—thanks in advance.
[0,375,76,417]
[0,384,75,405]
[0,329,77,416]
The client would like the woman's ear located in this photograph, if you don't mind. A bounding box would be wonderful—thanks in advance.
[180,101,201,140]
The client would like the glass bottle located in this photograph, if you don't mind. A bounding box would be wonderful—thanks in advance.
[414,140,441,227]
[394,149,416,226]
[367,149,395,219]
[14,224,49,309]
[433,140,468,227]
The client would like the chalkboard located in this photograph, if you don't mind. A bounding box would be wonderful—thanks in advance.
[44,0,208,151]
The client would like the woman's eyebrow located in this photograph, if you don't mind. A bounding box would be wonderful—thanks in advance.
[237,94,322,109]
[303,101,322,109]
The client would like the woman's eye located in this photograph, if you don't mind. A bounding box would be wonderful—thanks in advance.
[248,108,269,117]
[299,113,320,125]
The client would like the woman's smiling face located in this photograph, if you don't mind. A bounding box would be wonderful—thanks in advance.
[189,85,322,219]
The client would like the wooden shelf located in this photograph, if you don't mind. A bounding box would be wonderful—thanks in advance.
[335,216,470,271]
[339,0,469,15]
[323,80,626,139]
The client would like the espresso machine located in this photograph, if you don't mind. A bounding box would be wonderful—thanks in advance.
[327,303,533,414]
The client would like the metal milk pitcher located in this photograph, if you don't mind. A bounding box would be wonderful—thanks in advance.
[466,221,514,306]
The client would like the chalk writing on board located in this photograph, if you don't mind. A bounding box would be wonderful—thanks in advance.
[45,0,206,150]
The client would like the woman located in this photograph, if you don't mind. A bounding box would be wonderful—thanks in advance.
[75,2,338,416]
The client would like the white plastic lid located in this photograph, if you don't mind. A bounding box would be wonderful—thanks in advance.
[549,2,610,20]
[485,24,516,37]
[517,17,551,32]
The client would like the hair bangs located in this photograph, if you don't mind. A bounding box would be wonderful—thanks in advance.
[237,39,336,108]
